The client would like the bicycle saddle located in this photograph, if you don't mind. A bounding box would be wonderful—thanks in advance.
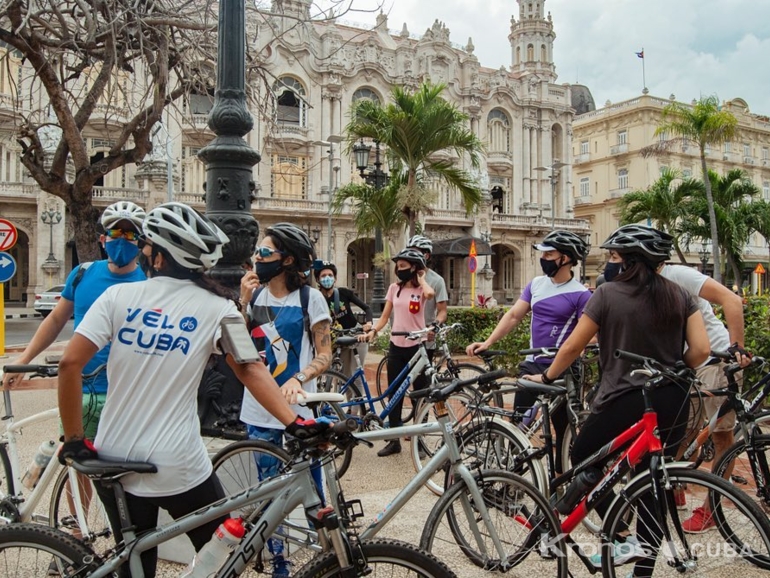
[68,458,158,477]
[516,378,567,398]
[335,336,360,348]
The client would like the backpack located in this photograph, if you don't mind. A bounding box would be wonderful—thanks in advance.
[71,261,94,295]
[331,288,341,315]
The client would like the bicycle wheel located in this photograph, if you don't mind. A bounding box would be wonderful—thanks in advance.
[712,433,770,516]
[409,387,479,496]
[736,410,770,440]
[0,442,14,500]
[374,355,417,424]
[450,419,547,496]
[601,466,770,577]
[294,538,457,578]
[420,469,567,576]
[49,467,113,554]
[317,370,366,418]
[211,440,322,571]
[0,523,101,577]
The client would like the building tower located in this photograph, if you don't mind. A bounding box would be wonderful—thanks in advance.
[509,0,556,82]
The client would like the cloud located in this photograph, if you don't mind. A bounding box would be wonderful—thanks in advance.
[346,0,770,113]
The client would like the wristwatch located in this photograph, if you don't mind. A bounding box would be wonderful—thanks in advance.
[294,372,307,384]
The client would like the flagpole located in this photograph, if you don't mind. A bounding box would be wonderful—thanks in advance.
[641,48,646,90]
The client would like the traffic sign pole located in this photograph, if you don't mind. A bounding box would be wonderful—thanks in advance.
[1,284,5,356]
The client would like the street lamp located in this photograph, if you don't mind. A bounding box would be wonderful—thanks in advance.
[480,230,492,272]
[303,223,321,244]
[41,202,62,263]
[698,241,711,275]
[312,135,343,261]
[353,139,389,315]
[534,161,568,230]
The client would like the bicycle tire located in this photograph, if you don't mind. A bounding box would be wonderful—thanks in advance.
[420,469,567,576]
[712,433,770,516]
[315,370,362,477]
[0,522,101,577]
[601,466,770,577]
[0,442,14,501]
[736,410,770,441]
[211,440,323,571]
[374,355,415,424]
[448,362,506,407]
[409,386,479,496]
[49,466,113,554]
[294,538,458,578]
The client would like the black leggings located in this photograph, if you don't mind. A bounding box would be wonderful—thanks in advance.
[386,342,421,428]
[95,472,227,578]
[571,384,690,578]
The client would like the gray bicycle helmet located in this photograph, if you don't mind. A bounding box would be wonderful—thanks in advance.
[391,248,427,270]
[143,202,228,272]
[533,230,588,262]
[600,224,673,262]
[407,235,433,253]
[101,201,145,232]
[265,223,316,270]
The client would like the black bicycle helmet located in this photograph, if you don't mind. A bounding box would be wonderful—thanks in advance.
[265,222,316,270]
[533,230,588,262]
[391,248,427,270]
[314,260,337,279]
[600,224,673,263]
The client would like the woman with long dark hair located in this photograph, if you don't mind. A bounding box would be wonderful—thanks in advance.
[361,248,435,457]
[527,225,709,577]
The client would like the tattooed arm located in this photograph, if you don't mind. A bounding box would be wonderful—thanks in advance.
[280,318,333,405]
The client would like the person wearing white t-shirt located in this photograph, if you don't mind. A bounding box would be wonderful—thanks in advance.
[57,204,329,578]
[240,222,332,578]
[658,263,751,532]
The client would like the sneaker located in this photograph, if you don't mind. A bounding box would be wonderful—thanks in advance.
[272,555,292,578]
[682,506,716,533]
[377,440,401,457]
[673,485,687,510]
[590,535,645,567]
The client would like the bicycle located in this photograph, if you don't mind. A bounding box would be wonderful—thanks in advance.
[0,392,459,578]
[0,363,111,552]
[212,369,568,574]
[506,350,770,577]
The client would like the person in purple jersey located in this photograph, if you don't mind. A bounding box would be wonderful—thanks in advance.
[466,230,590,473]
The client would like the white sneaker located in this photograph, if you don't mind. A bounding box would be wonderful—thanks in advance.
[590,535,645,567]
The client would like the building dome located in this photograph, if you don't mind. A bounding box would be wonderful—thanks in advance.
[571,84,596,116]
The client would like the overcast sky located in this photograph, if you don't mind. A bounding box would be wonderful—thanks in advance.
[342,0,770,115]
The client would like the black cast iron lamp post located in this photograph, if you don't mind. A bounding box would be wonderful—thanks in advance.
[41,203,62,263]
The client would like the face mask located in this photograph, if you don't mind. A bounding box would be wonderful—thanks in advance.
[138,252,152,277]
[539,257,563,278]
[319,276,335,289]
[603,261,624,283]
[105,238,139,268]
[396,268,414,282]
[255,260,284,283]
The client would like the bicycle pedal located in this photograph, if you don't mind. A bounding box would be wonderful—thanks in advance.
[343,499,365,521]
[730,475,749,486]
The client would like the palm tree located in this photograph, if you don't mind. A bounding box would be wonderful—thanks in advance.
[345,82,484,235]
[617,168,701,263]
[642,95,739,283]
[679,169,762,286]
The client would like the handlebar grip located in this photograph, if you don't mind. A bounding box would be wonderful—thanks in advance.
[3,364,58,376]
[710,350,732,361]
[408,388,433,400]
[332,418,359,434]
[614,349,650,364]
[391,331,409,336]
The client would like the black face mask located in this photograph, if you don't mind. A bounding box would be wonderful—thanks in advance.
[256,260,284,284]
[540,258,563,278]
[396,268,415,282]
[603,262,624,282]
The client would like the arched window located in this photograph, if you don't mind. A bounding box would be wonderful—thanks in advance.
[527,44,534,61]
[486,109,511,153]
[516,46,521,65]
[273,77,307,127]
[352,88,380,104]
[540,44,547,62]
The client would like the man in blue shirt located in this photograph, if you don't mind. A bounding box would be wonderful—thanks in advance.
[3,201,146,438]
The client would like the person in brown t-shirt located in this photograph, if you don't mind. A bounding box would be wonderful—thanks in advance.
[527,225,709,576]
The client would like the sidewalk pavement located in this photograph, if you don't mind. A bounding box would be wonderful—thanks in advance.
[3,305,41,319]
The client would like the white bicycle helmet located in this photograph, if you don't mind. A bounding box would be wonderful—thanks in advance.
[143,202,229,272]
[407,235,433,253]
[101,201,146,231]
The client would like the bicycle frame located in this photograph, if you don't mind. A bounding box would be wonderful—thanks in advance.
[83,461,324,578]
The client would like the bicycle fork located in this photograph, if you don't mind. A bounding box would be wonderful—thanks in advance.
[313,505,368,577]
[651,457,698,573]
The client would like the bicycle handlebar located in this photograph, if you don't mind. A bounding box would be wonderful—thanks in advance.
[408,368,508,402]
[3,364,59,377]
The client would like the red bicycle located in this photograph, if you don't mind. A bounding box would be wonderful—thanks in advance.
[514,349,770,577]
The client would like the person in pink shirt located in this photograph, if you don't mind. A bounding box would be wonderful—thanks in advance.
[361,248,435,456]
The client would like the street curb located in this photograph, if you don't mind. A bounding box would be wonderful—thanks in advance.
[4,312,42,319]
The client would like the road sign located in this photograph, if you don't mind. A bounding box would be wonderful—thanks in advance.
[468,256,477,273]
[754,263,766,274]
[0,252,17,283]
[356,272,369,279]
[0,219,18,252]
[469,239,477,257]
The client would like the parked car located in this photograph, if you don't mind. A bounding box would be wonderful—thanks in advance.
[33,285,64,317]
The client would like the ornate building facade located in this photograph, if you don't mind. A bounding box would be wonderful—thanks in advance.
[1,0,588,307]
[572,93,770,289]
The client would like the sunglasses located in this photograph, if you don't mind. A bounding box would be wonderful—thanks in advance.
[105,228,140,242]
[255,246,283,259]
